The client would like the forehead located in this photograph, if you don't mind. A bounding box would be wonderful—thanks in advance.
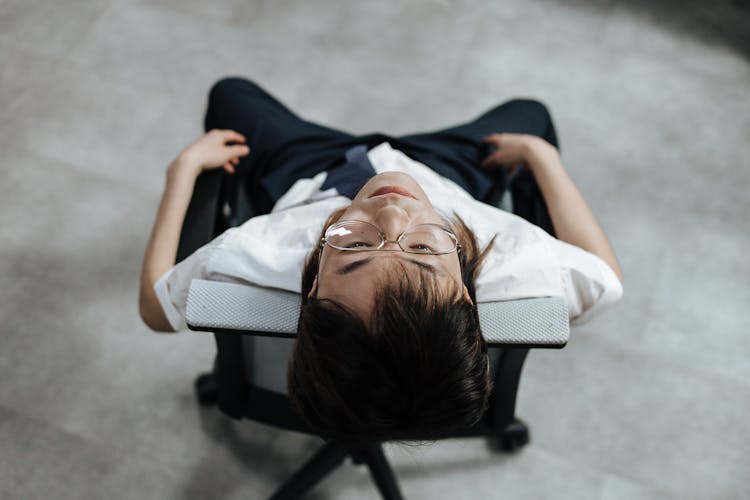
[317,250,463,300]
[316,252,461,319]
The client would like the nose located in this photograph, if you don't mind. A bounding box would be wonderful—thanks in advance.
[374,204,410,241]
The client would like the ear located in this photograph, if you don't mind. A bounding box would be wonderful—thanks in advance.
[462,285,474,305]
[307,275,318,299]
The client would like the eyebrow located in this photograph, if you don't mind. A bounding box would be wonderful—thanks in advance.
[335,256,439,276]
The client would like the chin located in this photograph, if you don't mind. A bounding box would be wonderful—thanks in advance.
[369,172,419,190]
[354,172,425,203]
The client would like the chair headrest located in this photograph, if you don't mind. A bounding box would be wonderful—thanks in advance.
[186,279,569,347]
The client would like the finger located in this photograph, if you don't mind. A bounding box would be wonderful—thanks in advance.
[219,129,247,143]
[223,162,235,174]
[480,152,504,169]
[483,133,502,144]
[228,144,251,157]
[230,157,240,166]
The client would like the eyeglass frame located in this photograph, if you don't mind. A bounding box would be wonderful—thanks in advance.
[320,219,462,256]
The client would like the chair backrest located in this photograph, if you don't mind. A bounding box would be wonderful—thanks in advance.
[185,279,569,430]
[186,279,569,348]
[186,278,569,395]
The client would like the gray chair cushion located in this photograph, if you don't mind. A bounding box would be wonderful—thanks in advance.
[186,279,569,347]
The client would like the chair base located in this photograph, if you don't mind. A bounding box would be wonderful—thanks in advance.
[195,372,219,407]
[269,442,404,500]
[495,418,530,452]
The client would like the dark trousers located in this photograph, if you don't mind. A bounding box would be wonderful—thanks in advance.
[203,76,559,217]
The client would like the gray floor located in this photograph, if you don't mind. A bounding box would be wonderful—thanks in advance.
[1,0,749,499]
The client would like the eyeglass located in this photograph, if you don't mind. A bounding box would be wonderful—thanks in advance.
[321,220,461,255]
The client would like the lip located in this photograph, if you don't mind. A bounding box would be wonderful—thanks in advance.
[368,186,417,199]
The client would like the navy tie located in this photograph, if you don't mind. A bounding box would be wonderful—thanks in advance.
[321,145,377,199]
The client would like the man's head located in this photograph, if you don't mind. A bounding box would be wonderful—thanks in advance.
[288,172,495,443]
[310,172,470,318]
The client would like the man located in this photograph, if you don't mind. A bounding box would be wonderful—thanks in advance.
[139,77,622,442]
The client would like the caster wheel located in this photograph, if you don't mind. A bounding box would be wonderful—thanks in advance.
[194,373,219,407]
[498,418,530,452]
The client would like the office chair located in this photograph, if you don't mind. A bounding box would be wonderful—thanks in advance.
[176,166,568,500]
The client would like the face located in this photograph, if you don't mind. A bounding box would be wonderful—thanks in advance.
[311,172,471,322]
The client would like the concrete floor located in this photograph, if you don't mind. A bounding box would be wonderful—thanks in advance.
[1,0,748,499]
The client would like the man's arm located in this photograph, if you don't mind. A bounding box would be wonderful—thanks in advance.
[482,133,623,281]
[138,129,250,332]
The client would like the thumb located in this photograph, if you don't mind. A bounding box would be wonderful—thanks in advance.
[228,144,251,158]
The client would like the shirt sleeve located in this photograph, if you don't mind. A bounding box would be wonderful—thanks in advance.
[551,239,624,325]
[153,229,235,331]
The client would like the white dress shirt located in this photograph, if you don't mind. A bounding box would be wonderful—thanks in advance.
[155,142,622,331]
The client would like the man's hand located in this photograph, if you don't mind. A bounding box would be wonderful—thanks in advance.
[482,132,622,281]
[139,128,250,332]
[175,129,251,177]
[481,133,557,176]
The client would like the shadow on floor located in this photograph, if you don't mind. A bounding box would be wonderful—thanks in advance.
[548,0,750,58]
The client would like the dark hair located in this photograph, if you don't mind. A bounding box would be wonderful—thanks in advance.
[287,209,495,443]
